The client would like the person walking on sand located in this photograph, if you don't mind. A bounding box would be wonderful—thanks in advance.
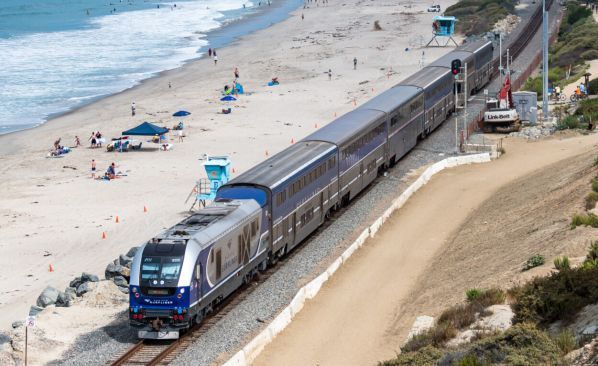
[353,57,357,70]
[328,69,332,81]
[214,55,218,65]
[234,67,240,79]
[91,159,97,179]
[178,129,184,142]
[131,101,136,116]
[89,132,97,148]
[301,13,304,20]
[208,48,212,57]
[74,136,81,147]
[213,49,217,57]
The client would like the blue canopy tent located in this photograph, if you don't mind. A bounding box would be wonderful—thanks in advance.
[173,110,191,117]
[122,121,168,136]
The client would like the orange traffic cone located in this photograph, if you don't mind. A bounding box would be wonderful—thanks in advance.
[265,150,269,156]
[334,112,337,117]
[48,264,54,272]
[291,138,294,144]
[115,216,119,223]
[232,167,236,173]
[314,123,318,129]
[102,232,106,239]
[353,99,357,106]
[144,206,148,213]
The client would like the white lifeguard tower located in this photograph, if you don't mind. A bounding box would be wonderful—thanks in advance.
[426,16,458,47]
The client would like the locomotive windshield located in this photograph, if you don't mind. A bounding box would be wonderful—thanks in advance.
[141,256,183,283]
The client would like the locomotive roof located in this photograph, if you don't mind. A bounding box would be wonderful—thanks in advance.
[226,141,335,190]
[302,108,386,146]
[152,199,261,248]
[398,66,451,89]
[359,85,421,113]
[428,51,474,69]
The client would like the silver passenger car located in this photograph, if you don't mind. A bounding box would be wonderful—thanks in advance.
[303,109,386,205]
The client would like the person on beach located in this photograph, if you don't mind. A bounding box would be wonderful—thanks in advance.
[178,129,184,142]
[54,138,61,150]
[91,159,96,179]
[209,48,212,57]
[214,55,218,65]
[89,132,97,148]
[106,162,116,180]
[95,131,103,148]
[302,13,304,20]
[168,81,171,89]
[131,102,136,116]
[234,67,240,79]
[328,69,332,81]
[353,57,357,70]
[74,136,81,147]
[213,49,217,57]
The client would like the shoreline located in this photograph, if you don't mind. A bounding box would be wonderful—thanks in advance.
[0,0,303,138]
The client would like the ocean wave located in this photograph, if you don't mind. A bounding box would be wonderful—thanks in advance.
[0,0,247,131]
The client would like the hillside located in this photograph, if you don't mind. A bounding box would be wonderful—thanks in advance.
[445,0,516,35]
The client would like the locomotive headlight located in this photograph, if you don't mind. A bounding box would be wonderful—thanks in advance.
[177,293,182,299]
[135,292,140,298]
[180,288,185,294]
[131,287,138,293]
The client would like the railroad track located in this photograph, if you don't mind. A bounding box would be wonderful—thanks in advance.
[109,3,552,364]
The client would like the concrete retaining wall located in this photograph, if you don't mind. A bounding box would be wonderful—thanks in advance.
[223,153,492,366]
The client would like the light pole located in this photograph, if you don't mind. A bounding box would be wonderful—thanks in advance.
[542,0,549,120]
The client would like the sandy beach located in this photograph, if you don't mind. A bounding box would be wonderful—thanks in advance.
[0,0,460,335]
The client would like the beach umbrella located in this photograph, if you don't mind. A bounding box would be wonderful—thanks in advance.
[173,110,191,117]
[220,95,237,102]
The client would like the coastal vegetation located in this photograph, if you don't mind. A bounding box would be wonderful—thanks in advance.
[523,1,598,95]
[444,0,516,35]
[379,242,598,365]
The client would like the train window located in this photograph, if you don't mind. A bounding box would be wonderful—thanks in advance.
[251,219,258,238]
[390,116,398,126]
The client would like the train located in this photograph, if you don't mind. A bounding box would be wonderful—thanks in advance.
[128,39,494,339]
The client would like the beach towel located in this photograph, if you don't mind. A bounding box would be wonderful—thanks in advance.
[267,81,279,86]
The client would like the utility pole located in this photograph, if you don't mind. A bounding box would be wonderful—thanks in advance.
[499,32,503,87]
[542,0,549,120]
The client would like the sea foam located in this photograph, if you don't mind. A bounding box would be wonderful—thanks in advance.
[0,0,250,133]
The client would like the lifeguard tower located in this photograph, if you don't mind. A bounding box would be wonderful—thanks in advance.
[426,16,458,47]
[185,155,231,210]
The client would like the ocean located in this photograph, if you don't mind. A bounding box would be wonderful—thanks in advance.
[0,0,297,135]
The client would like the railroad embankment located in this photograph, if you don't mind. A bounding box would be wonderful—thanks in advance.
[381,137,598,365]
[251,132,598,366]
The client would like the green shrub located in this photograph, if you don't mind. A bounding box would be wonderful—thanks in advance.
[589,78,598,95]
[565,2,592,26]
[523,254,545,271]
[454,354,488,366]
[553,256,570,271]
[445,0,516,35]
[592,179,598,193]
[581,241,598,270]
[439,304,477,329]
[556,115,581,130]
[554,329,577,354]
[581,49,598,61]
[586,192,598,210]
[379,345,443,366]
[466,288,483,302]
[401,322,457,353]
[511,266,598,325]
[571,213,598,228]
[523,76,543,97]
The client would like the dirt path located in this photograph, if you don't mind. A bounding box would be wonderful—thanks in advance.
[252,133,598,366]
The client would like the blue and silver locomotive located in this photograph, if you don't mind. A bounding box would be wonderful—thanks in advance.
[129,199,265,339]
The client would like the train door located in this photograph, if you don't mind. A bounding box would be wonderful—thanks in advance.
[282,217,289,248]
[319,192,324,223]
[291,212,297,247]
[215,249,222,281]
[359,162,364,192]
